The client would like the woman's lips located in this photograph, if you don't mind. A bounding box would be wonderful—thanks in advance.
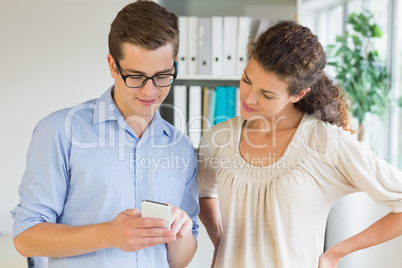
[243,102,257,112]
[138,98,157,106]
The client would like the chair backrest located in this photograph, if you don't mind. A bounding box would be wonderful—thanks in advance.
[27,257,48,268]
[27,257,34,268]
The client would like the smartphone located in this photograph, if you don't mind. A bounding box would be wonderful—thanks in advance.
[141,200,171,229]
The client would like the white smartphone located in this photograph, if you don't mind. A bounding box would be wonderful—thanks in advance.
[141,200,171,229]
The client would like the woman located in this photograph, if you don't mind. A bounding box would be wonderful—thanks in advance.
[197,21,402,268]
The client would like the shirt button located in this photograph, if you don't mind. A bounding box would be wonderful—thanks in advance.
[139,175,143,180]
[140,249,145,254]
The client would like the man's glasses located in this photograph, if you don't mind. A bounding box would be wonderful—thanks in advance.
[115,61,177,88]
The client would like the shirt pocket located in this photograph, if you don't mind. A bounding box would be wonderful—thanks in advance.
[154,168,187,206]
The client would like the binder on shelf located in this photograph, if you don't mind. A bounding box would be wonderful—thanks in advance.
[223,16,238,76]
[187,17,199,75]
[227,86,237,119]
[214,86,228,124]
[235,17,259,76]
[173,85,188,134]
[198,17,212,75]
[178,16,188,76]
[211,16,224,76]
[201,86,210,132]
[209,88,217,126]
[188,85,203,146]
[235,87,240,117]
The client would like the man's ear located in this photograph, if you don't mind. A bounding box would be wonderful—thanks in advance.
[107,54,118,79]
[291,88,310,103]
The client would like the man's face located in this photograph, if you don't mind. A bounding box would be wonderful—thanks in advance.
[108,43,175,121]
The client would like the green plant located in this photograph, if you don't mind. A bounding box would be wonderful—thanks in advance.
[327,10,391,140]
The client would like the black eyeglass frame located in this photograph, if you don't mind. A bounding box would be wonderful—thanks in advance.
[115,60,177,88]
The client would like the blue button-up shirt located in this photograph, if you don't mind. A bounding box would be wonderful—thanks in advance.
[11,86,199,268]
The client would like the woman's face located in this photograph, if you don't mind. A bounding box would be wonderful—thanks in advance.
[239,57,305,122]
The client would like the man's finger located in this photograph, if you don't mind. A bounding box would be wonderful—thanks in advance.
[136,217,168,228]
[135,233,176,246]
[123,208,141,217]
[137,227,175,238]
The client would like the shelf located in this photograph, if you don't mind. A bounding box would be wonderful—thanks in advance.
[176,75,240,81]
[174,75,240,87]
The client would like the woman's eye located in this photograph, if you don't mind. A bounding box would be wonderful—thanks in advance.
[242,78,251,84]
[263,94,273,100]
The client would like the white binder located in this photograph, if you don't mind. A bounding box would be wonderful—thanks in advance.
[178,16,188,76]
[223,16,238,76]
[173,85,188,134]
[235,17,259,76]
[187,17,199,75]
[211,16,223,76]
[187,85,202,146]
[198,17,212,75]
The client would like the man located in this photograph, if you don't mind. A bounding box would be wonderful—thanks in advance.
[11,1,199,267]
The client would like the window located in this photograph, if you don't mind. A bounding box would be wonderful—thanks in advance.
[396,0,402,168]
[302,0,399,163]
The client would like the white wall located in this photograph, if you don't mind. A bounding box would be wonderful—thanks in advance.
[0,0,130,233]
[326,193,402,268]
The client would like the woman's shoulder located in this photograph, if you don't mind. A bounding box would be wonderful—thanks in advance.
[301,113,355,143]
[210,116,243,132]
[299,113,358,166]
[198,117,242,156]
[200,117,243,144]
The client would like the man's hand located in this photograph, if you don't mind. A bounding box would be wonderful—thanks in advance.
[165,204,197,268]
[104,208,176,252]
[168,204,193,240]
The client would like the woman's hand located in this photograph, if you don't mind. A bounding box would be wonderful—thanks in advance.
[318,249,341,268]
[211,244,219,268]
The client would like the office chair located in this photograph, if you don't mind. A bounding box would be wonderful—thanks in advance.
[27,257,48,268]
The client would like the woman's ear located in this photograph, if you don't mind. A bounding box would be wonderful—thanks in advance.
[291,88,310,103]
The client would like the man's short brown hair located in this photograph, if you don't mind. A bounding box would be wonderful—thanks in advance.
[108,0,179,61]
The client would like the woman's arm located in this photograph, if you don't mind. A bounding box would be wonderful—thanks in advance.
[319,212,402,267]
[199,197,223,267]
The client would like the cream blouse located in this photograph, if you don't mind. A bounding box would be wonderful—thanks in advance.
[198,113,402,268]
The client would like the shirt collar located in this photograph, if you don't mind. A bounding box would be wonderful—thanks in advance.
[92,85,171,137]
[149,108,171,137]
[92,85,120,125]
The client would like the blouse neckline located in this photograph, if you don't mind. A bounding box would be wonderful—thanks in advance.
[234,113,310,171]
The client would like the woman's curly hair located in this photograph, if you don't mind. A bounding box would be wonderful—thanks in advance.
[249,20,354,133]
